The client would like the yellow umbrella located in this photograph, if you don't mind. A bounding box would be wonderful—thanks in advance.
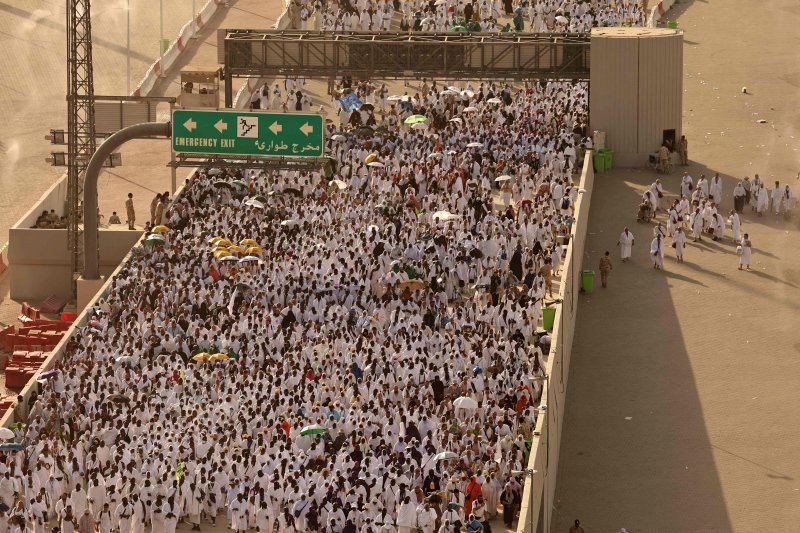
[216,239,233,247]
[228,245,245,254]
[212,245,229,253]
[152,225,170,234]
[240,239,259,247]
[364,153,378,165]
[246,246,264,255]
[213,249,231,259]
[209,353,229,361]
[192,352,210,362]
[208,236,224,244]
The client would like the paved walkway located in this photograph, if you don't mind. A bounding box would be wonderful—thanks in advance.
[552,0,800,531]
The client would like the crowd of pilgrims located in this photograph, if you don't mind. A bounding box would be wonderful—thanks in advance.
[303,0,646,33]
[2,79,589,533]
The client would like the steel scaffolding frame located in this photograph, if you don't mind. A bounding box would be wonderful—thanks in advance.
[66,0,97,296]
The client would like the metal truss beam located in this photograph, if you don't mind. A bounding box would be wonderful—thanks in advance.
[221,31,590,91]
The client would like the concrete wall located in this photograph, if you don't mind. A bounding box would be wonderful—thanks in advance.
[8,228,142,301]
[590,28,683,167]
[517,151,595,533]
[13,176,69,229]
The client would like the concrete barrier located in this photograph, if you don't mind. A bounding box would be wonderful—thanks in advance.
[132,0,227,98]
[516,152,595,533]
[0,242,7,275]
[648,0,676,27]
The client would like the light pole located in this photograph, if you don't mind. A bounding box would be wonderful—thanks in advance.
[126,0,131,95]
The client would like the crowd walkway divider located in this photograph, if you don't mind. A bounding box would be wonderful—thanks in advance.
[516,150,595,533]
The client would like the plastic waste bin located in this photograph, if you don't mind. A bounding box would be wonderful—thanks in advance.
[667,20,678,29]
[581,270,595,294]
[603,149,614,171]
[593,151,605,173]
[542,306,556,331]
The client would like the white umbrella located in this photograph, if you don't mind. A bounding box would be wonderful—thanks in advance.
[486,97,502,104]
[434,0,447,5]
[387,95,404,101]
[433,451,459,461]
[367,161,385,168]
[495,175,512,182]
[0,428,14,440]
[428,153,443,159]
[466,142,483,148]
[280,219,300,227]
[331,134,347,141]
[449,117,463,123]
[464,106,478,113]
[244,199,265,209]
[461,90,475,98]
[440,89,458,95]
[555,15,568,23]
[448,86,460,91]
[411,122,428,130]
[115,355,134,364]
[330,179,348,190]
[238,256,262,264]
[432,210,454,220]
[453,396,479,409]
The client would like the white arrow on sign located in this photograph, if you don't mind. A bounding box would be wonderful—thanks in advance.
[300,122,314,136]
[214,119,228,134]
[183,118,197,132]
[269,121,283,135]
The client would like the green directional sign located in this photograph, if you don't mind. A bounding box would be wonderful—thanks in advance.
[171,109,324,158]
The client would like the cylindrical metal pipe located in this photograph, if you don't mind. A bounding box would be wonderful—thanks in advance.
[83,121,172,280]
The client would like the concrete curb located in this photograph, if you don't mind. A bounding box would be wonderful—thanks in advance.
[132,0,227,97]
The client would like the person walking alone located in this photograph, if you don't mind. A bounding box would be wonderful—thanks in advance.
[617,227,634,262]
[738,233,752,271]
[599,251,612,288]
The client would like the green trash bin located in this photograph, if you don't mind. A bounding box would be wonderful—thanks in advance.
[581,270,595,294]
[593,151,605,173]
[542,306,556,331]
[603,149,614,171]
[667,20,678,29]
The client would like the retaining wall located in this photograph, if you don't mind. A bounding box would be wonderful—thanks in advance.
[516,151,595,533]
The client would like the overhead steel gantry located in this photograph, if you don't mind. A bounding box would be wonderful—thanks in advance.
[219,30,591,106]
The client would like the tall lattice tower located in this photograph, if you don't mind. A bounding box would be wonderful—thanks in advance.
[66,0,97,297]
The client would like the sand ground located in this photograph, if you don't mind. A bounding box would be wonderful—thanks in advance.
[552,0,800,531]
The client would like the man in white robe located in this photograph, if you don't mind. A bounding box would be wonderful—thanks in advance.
[650,235,665,270]
[617,227,634,262]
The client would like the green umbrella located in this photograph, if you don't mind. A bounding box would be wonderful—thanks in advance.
[213,181,233,189]
[300,424,326,436]
[253,195,268,203]
[208,168,224,176]
[451,25,467,32]
[404,115,428,125]
[232,180,247,188]
[144,234,166,246]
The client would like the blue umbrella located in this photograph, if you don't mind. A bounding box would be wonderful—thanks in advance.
[0,443,23,452]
